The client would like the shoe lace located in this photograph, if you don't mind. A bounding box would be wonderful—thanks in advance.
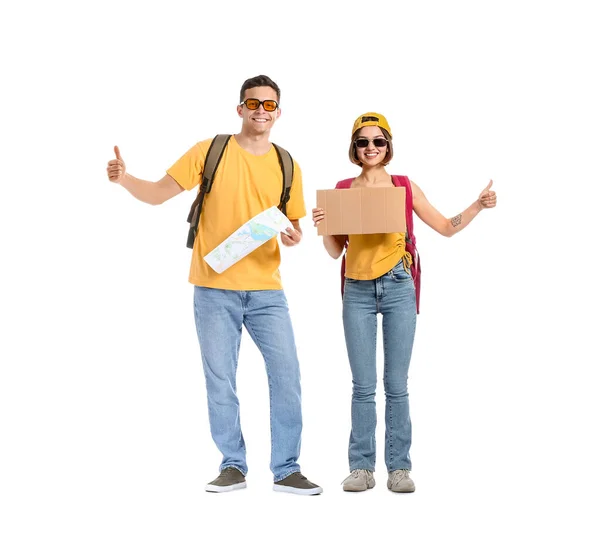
[390,469,409,487]
[341,469,370,484]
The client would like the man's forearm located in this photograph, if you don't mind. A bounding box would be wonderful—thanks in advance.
[119,173,169,205]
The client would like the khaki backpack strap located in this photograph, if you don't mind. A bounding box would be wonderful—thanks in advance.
[201,134,231,194]
[273,143,294,216]
[186,134,231,248]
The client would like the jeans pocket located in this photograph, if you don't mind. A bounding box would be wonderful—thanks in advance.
[389,263,412,283]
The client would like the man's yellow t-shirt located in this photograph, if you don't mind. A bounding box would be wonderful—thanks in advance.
[167,136,306,290]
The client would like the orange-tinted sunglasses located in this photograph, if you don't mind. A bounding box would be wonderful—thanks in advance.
[241,98,279,112]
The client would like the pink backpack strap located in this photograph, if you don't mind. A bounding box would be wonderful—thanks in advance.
[336,178,354,189]
[392,175,420,314]
[391,175,415,243]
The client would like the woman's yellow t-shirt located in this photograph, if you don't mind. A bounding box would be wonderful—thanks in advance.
[167,136,306,290]
[345,231,411,280]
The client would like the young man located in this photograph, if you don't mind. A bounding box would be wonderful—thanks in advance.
[106,75,322,495]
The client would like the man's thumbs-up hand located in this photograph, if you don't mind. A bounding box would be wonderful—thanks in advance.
[107,145,126,184]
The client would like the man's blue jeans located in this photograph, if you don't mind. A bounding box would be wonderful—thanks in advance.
[342,261,417,472]
[193,286,302,482]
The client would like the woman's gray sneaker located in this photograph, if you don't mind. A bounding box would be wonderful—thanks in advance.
[387,469,415,493]
[342,469,375,492]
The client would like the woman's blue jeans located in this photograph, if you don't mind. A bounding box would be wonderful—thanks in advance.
[342,261,417,472]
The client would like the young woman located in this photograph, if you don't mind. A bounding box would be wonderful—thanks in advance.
[312,112,496,493]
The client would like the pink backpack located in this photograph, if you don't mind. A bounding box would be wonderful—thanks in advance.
[335,175,421,314]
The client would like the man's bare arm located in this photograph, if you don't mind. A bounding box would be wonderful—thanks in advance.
[119,173,184,205]
[107,146,184,205]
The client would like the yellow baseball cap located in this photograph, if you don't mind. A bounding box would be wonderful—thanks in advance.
[352,112,392,138]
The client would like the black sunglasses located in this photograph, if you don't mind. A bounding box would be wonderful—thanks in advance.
[240,98,279,112]
[355,137,388,148]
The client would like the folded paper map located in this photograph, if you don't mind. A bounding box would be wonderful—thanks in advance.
[204,206,293,274]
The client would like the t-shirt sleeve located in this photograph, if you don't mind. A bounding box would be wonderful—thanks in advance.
[286,160,306,220]
[166,140,210,191]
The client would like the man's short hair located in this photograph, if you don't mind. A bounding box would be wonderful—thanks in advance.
[239,75,281,103]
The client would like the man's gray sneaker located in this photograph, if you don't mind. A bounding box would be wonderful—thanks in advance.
[205,467,247,493]
[273,472,323,495]
[342,469,375,492]
[387,469,415,493]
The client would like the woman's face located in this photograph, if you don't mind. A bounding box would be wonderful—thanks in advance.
[354,126,389,167]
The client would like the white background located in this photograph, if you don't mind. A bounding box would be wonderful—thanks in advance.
[1,0,599,535]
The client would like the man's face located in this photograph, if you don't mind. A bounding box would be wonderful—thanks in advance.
[237,86,281,134]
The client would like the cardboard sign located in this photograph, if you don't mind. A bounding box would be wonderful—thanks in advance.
[316,187,406,235]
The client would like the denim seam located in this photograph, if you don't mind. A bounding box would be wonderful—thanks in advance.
[384,325,394,468]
